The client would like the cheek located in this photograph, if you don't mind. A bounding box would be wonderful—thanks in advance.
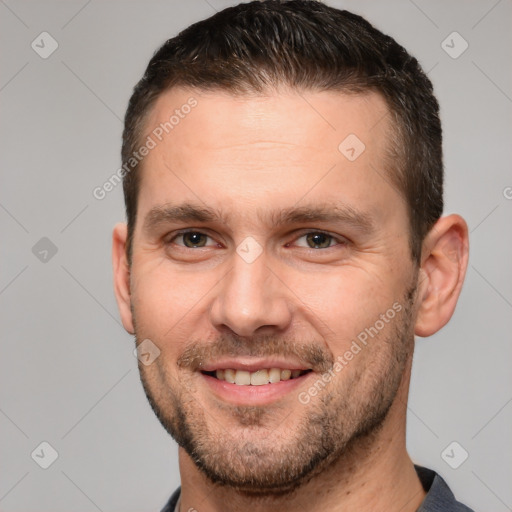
[131,266,202,340]
[297,266,402,337]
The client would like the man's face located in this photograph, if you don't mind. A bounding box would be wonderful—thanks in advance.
[127,87,420,493]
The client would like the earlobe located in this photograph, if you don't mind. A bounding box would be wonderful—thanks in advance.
[414,215,469,337]
[112,223,135,334]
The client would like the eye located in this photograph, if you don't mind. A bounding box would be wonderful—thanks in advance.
[169,230,216,248]
[292,231,345,249]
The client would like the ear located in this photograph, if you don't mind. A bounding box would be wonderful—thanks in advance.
[112,223,135,334]
[414,214,469,337]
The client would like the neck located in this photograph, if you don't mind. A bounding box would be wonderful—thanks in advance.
[177,363,426,512]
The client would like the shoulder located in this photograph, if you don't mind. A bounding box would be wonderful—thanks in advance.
[161,470,477,512]
[160,486,181,512]
[415,465,475,512]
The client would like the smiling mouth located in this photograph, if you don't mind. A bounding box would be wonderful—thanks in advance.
[201,368,312,386]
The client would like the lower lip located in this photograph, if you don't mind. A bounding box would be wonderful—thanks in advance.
[200,372,313,406]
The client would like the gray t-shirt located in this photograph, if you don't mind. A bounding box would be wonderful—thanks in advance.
[161,465,475,512]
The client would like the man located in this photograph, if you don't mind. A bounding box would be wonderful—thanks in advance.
[112,1,473,510]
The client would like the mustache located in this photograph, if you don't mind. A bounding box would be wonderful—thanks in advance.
[176,334,334,374]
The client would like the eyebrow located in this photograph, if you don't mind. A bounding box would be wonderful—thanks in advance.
[143,202,376,235]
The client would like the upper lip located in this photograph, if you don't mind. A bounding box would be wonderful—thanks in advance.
[199,358,312,373]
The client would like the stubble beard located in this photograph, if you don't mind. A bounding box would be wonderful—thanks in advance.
[135,282,417,497]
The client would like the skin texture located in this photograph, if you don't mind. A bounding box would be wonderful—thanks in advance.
[113,87,469,512]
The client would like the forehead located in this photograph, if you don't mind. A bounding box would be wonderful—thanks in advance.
[144,86,392,155]
[136,86,403,230]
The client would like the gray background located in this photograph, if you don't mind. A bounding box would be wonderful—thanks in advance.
[1,0,511,510]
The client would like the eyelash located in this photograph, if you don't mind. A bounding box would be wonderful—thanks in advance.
[166,229,348,250]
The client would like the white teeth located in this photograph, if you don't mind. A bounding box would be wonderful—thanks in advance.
[280,369,292,380]
[224,368,236,384]
[250,369,269,385]
[269,368,281,383]
[234,370,251,386]
[212,367,307,385]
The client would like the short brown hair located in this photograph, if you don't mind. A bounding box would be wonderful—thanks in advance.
[122,0,443,265]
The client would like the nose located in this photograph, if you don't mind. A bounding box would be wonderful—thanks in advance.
[208,247,292,337]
